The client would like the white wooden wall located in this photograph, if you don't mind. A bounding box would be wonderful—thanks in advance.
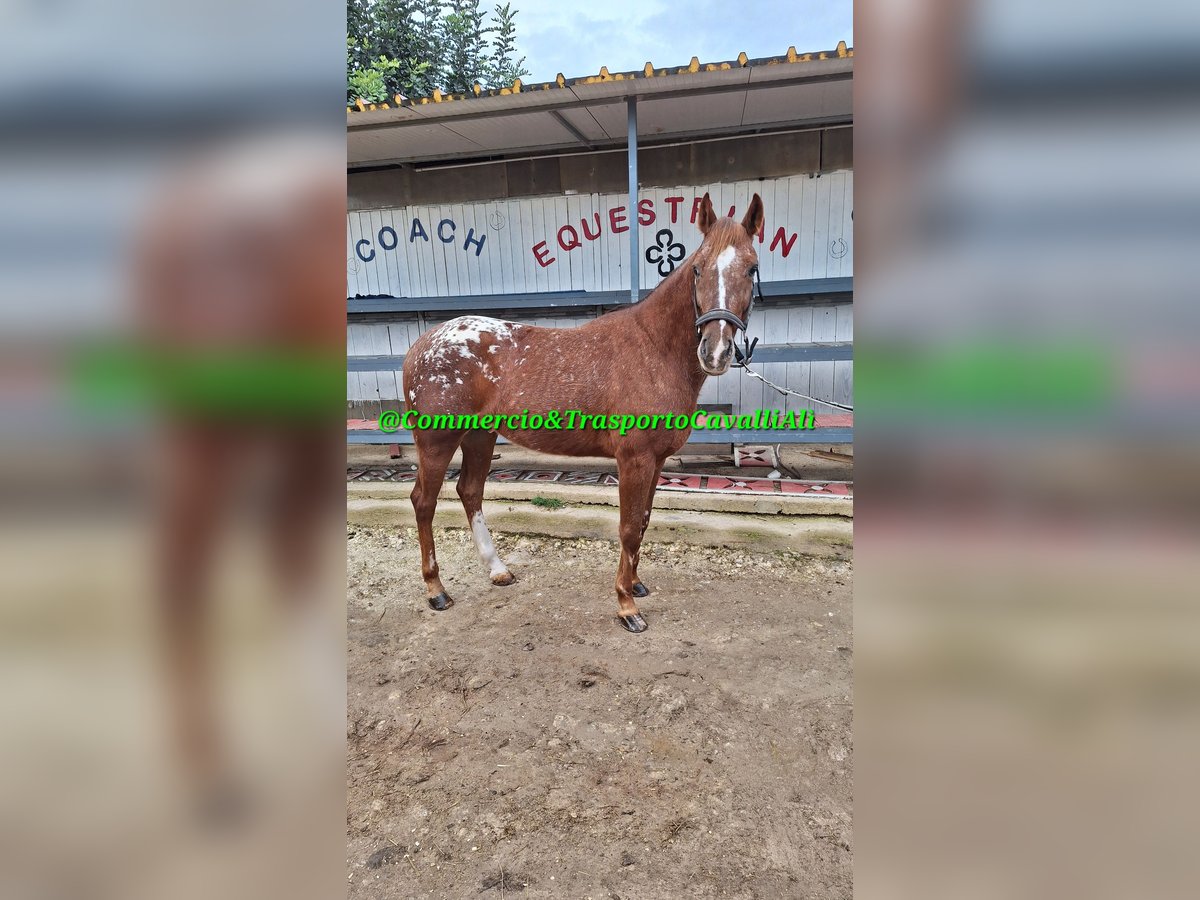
[347,172,853,297]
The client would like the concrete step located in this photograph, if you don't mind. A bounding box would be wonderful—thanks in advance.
[347,496,852,558]
[348,478,852,518]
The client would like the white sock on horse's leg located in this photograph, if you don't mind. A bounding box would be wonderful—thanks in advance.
[470,510,510,581]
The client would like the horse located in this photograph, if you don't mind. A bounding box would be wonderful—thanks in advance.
[401,192,764,632]
[138,136,345,811]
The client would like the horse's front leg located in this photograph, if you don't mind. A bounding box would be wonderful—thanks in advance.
[630,456,666,599]
[614,451,657,633]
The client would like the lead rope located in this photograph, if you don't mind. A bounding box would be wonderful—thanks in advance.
[732,269,854,412]
[737,364,855,411]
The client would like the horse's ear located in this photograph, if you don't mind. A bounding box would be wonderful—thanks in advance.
[697,192,717,235]
[741,193,764,237]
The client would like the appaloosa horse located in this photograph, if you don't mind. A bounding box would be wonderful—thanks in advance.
[402,192,764,632]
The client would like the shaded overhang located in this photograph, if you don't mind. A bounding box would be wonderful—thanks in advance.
[347,47,853,169]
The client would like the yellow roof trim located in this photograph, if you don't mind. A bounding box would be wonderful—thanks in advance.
[348,46,853,111]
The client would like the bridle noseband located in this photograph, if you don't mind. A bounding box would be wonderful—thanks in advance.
[691,263,763,367]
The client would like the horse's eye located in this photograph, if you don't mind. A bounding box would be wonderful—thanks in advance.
[748,265,759,277]
[692,265,700,277]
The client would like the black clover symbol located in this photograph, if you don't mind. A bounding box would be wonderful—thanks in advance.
[645,228,686,277]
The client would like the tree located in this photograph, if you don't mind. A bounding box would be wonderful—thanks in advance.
[347,0,532,103]
[487,3,528,88]
[346,0,374,77]
[441,0,490,94]
[347,38,430,104]
[411,0,448,96]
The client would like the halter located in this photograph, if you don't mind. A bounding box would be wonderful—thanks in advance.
[691,263,762,367]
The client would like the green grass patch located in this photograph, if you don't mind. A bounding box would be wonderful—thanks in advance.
[530,496,566,510]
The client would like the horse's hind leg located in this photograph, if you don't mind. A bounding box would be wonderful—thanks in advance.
[160,425,237,788]
[457,430,514,586]
[411,431,462,610]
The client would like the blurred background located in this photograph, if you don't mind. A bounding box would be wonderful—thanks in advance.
[0,3,346,899]
[856,0,1200,896]
[5,0,1200,896]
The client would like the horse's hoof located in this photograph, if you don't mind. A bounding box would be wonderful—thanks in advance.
[631,581,650,598]
[618,612,648,633]
[427,592,455,611]
[193,775,254,831]
[491,571,515,586]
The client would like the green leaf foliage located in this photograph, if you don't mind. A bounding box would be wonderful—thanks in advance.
[347,0,532,104]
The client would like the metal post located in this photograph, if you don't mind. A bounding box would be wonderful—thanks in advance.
[626,96,639,304]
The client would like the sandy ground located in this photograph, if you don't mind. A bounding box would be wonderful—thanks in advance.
[347,525,852,899]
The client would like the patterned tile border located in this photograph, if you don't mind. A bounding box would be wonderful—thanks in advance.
[348,467,852,498]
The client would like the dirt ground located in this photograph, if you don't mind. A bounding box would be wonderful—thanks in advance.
[347,524,852,899]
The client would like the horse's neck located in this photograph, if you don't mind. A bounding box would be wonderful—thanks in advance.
[631,262,705,393]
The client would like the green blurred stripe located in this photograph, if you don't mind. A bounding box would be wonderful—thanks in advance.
[856,344,1114,413]
[70,345,345,418]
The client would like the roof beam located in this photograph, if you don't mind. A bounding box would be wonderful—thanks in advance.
[347,68,851,133]
[350,116,852,171]
[549,109,596,149]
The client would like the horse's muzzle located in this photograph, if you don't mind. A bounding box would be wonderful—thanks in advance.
[698,329,734,375]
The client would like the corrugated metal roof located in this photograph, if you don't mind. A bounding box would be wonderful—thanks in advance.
[347,42,852,114]
[347,45,852,167]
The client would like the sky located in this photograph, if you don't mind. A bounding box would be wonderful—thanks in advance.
[493,0,853,85]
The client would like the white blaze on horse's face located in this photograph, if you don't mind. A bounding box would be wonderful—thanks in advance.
[697,240,757,376]
[715,245,737,312]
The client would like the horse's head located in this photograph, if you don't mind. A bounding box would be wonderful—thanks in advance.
[691,192,764,375]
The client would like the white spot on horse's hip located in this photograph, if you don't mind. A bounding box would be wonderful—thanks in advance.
[426,315,518,363]
[471,510,508,578]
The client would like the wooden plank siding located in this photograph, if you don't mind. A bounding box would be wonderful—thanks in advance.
[347,172,852,298]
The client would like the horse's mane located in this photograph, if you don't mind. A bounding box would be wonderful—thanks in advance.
[579,217,750,327]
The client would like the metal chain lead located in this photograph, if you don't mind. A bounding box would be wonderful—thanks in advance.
[736,363,855,411]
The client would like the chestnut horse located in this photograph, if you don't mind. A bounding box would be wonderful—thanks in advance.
[402,192,764,632]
